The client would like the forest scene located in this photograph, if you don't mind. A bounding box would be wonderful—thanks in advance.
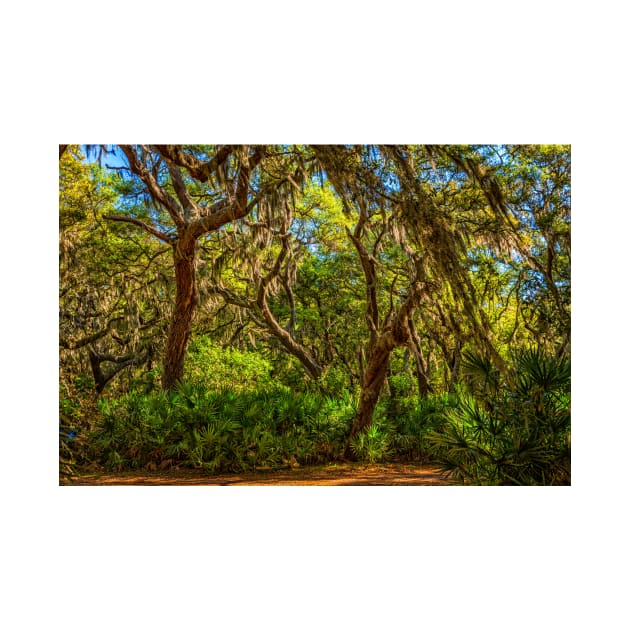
[59,144,571,486]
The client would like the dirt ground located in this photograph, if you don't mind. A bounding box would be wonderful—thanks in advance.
[65,462,452,486]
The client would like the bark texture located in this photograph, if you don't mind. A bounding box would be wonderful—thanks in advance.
[162,236,199,389]
[350,333,395,440]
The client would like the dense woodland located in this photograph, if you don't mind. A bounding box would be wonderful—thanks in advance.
[59,144,570,485]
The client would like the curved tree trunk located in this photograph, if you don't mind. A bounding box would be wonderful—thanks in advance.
[347,282,424,452]
[255,234,323,380]
[350,333,395,441]
[258,304,323,380]
[162,237,198,389]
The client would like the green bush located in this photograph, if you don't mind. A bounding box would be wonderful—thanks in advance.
[185,337,274,391]
[427,348,571,485]
[82,347,570,483]
[384,393,457,461]
[90,384,357,473]
[350,423,392,463]
[342,392,459,464]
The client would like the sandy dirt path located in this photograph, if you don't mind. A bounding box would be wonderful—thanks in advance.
[66,462,452,486]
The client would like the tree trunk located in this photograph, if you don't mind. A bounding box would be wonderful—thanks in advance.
[347,283,424,453]
[448,339,462,393]
[408,317,432,397]
[162,237,198,389]
[414,356,432,397]
[348,332,396,445]
[350,349,391,441]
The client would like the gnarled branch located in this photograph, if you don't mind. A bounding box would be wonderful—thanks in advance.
[153,145,233,182]
[103,215,174,244]
[119,145,185,229]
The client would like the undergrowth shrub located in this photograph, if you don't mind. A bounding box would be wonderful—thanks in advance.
[90,384,357,473]
[88,382,468,472]
[350,423,392,463]
[79,346,570,482]
[426,348,571,485]
[341,393,459,464]
[382,393,458,462]
[59,379,100,482]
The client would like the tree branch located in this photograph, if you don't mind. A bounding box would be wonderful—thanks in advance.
[346,225,379,348]
[253,235,323,380]
[60,317,124,350]
[188,146,265,239]
[164,159,200,221]
[103,215,174,244]
[89,347,151,394]
[153,145,233,182]
[119,145,185,229]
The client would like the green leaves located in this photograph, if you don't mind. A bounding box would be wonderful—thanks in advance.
[427,348,571,485]
[350,424,392,464]
[461,350,501,397]
[513,347,570,397]
[90,385,358,473]
[185,337,274,392]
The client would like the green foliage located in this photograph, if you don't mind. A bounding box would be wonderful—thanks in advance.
[427,348,570,485]
[340,391,460,464]
[350,424,392,464]
[185,337,274,391]
[90,384,357,473]
[461,349,500,395]
[59,146,168,397]
[296,181,355,254]
[317,364,359,398]
[387,366,415,399]
[383,393,458,461]
[59,380,101,481]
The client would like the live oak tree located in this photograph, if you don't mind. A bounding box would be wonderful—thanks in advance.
[313,145,520,442]
[102,145,268,390]
[312,146,429,440]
